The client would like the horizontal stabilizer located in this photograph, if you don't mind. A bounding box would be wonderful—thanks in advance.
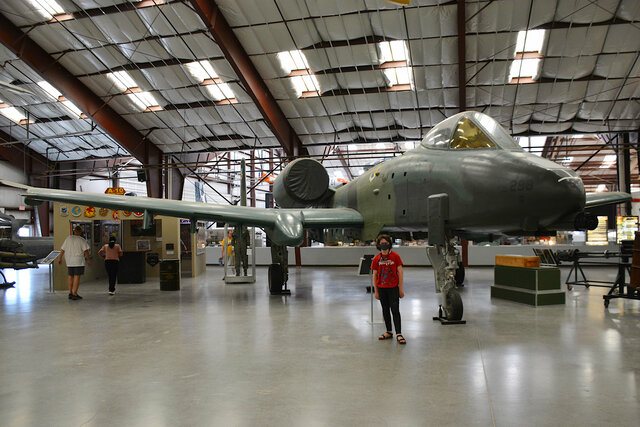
[585,192,631,208]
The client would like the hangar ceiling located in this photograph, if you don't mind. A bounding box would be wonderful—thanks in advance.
[0,0,638,194]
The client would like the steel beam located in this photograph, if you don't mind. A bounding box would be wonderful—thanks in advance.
[617,133,632,214]
[457,0,466,112]
[189,0,306,158]
[334,148,355,181]
[165,158,185,201]
[0,12,163,198]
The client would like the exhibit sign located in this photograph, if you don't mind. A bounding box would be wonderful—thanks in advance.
[586,216,608,245]
[105,187,125,195]
[616,216,638,243]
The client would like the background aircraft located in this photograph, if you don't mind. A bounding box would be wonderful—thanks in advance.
[1,112,630,321]
[0,211,53,260]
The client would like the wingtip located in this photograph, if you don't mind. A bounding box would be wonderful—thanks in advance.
[0,180,31,190]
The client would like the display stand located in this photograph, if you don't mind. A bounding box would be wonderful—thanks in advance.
[0,271,15,289]
[602,261,639,307]
[562,251,627,290]
[40,250,61,293]
[359,254,382,325]
[223,224,256,284]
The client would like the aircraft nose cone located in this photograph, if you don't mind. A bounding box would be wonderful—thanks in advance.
[553,170,585,213]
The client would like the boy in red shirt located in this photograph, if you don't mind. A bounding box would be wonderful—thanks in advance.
[371,234,406,344]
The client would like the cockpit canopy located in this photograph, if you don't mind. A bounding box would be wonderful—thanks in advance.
[421,111,521,151]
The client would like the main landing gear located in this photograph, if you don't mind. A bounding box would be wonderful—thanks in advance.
[268,244,290,295]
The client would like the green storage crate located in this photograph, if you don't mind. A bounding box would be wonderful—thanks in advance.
[491,285,565,306]
[494,265,561,291]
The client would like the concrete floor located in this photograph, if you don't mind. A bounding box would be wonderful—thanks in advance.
[1,264,639,426]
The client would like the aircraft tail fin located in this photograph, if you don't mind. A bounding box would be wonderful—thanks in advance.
[585,192,631,208]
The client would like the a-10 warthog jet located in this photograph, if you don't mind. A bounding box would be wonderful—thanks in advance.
[1,111,630,321]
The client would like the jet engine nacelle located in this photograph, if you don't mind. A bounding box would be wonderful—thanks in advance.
[273,158,330,208]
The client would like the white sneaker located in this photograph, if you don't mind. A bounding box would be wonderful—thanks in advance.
[108,291,115,295]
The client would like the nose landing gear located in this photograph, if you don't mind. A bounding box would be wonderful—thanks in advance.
[427,239,466,325]
[426,193,466,325]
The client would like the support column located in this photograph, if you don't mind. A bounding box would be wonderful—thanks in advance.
[617,133,631,215]
[461,238,469,268]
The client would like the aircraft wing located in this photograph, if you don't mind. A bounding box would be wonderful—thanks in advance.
[585,192,631,209]
[0,181,363,246]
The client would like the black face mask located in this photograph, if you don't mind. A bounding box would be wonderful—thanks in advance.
[379,243,390,251]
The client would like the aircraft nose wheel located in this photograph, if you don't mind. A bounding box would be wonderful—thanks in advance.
[433,288,466,325]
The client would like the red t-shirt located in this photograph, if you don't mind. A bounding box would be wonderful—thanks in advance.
[371,251,403,288]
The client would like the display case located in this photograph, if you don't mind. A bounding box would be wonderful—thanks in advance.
[616,216,638,243]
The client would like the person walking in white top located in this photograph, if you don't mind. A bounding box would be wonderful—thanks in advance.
[58,225,90,300]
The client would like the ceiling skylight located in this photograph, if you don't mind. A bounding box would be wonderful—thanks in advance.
[277,50,310,74]
[127,91,161,112]
[107,71,161,112]
[26,0,65,20]
[515,29,546,53]
[378,40,409,63]
[378,41,413,88]
[600,154,617,168]
[384,67,413,86]
[107,71,138,93]
[291,75,320,98]
[185,61,235,102]
[278,50,320,97]
[204,85,235,102]
[37,81,84,118]
[61,101,83,118]
[185,60,219,82]
[0,102,29,124]
[509,59,542,81]
[509,30,546,83]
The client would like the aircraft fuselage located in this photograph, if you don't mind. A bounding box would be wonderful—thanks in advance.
[332,142,585,241]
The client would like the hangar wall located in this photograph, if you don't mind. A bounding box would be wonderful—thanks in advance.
[206,244,618,267]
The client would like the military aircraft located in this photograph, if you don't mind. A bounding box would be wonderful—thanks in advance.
[1,111,630,321]
[0,211,53,260]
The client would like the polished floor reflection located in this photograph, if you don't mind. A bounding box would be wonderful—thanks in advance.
[1,265,639,426]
